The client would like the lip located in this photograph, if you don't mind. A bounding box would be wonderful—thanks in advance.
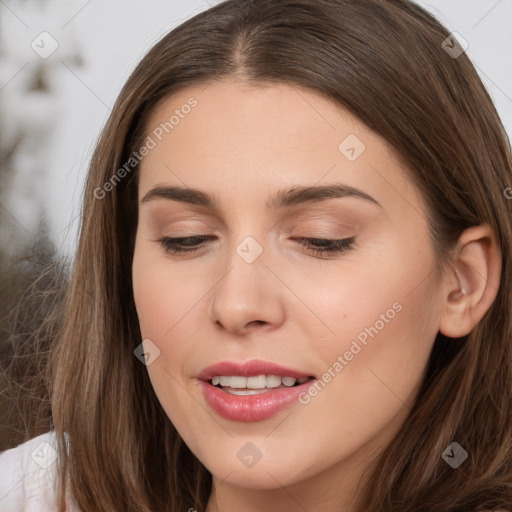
[197,359,316,422]
[197,359,315,381]
[199,379,316,422]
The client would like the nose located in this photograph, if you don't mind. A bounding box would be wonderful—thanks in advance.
[208,240,286,336]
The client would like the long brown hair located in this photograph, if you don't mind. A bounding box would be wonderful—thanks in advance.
[47,0,512,510]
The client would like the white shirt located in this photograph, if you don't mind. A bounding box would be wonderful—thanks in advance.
[0,431,78,512]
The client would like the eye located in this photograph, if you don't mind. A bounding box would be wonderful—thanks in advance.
[157,235,356,257]
[294,236,356,256]
[157,235,214,254]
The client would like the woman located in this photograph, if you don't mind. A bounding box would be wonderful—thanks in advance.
[1,0,511,510]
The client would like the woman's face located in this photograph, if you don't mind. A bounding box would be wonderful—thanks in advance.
[132,78,446,498]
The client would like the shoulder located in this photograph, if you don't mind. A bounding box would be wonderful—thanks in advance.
[0,431,64,512]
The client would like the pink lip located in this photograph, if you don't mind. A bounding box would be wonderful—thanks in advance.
[197,359,316,422]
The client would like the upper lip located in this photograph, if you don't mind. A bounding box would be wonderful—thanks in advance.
[197,359,315,381]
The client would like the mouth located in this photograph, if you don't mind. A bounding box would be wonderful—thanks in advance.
[197,360,317,422]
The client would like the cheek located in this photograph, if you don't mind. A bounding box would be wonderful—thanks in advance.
[132,245,197,395]
[132,244,204,340]
[297,240,441,412]
[132,249,203,428]
[281,281,439,479]
[285,235,438,348]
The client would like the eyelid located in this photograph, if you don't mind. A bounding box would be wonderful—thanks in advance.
[148,204,357,230]
[284,217,355,234]
[282,226,355,241]
[146,209,220,233]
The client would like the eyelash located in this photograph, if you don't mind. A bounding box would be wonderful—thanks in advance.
[157,235,356,257]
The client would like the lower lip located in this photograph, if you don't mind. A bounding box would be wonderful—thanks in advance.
[199,379,316,422]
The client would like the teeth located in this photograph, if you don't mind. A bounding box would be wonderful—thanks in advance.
[247,375,267,389]
[265,375,282,388]
[282,376,297,387]
[210,374,310,389]
[229,376,247,388]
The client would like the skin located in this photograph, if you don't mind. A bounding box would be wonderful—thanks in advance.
[131,77,501,511]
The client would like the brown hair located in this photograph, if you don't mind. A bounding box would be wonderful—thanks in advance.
[47,0,512,510]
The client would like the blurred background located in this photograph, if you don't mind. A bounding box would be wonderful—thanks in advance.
[0,0,511,448]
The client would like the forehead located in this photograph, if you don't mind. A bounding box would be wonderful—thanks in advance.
[137,78,425,220]
[142,78,367,156]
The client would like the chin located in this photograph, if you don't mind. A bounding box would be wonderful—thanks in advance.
[210,464,301,490]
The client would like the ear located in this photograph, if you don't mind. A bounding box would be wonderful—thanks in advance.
[439,224,502,338]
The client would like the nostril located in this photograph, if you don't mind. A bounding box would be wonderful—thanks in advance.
[247,320,266,327]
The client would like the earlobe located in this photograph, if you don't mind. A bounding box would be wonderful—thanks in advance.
[439,225,501,339]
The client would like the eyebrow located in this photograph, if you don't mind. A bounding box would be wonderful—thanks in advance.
[140,183,383,210]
